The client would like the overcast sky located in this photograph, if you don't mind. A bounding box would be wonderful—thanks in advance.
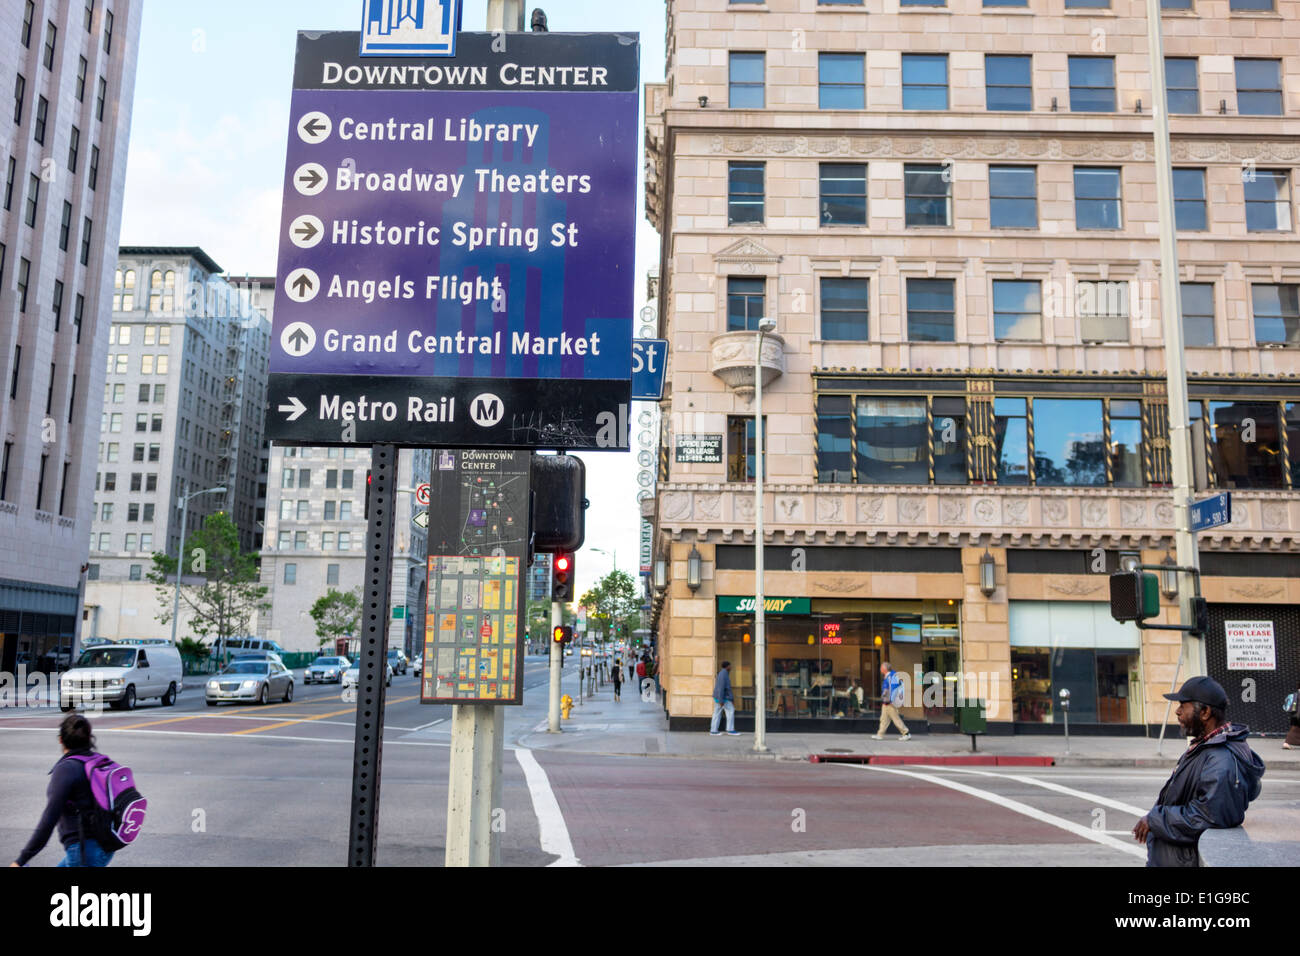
[119,0,667,601]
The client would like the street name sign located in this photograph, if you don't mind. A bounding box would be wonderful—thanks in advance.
[1190,492,1231,532]
[631,338,667,401]
[267,31,640,449]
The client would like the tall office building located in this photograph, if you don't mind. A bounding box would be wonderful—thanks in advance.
[82,247,271,642]
[0,1,140,673]
[645,0,1300,733]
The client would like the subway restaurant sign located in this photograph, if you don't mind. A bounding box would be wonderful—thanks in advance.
[718,597,810,615]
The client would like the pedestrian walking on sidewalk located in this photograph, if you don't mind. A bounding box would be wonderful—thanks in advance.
[1284,683,1300,749]
[1133,676,1265,867]
[710,661,740,736]
[873,661,911,741]
[11,714,115,868]
[629,659,636,682]
[611,661,623,702]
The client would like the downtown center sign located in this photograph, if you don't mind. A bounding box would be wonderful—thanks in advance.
[267,31,640,449]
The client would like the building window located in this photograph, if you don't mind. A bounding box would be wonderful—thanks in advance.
[1235,59,1282,115]
[1033,399,1106,486]
[97,533,110,551]
[17,258,29,312]
[151,415,162,432]
[281,468,294,489]
[904,164,951,227]
[59,201,72,250]
[130,473,142,492]
[96,76,106,121]
[340,501,354,521]
[80,217,93,265]
[297,500,310,520]
[325,469,338,489]
[726,416,766,482]
[146,474,157,492]
[985,55,1032,111]
[906,277,956,342]
[76,56,87,100]
[902,54,948,110]
[284,563,297,585]
[341,469,354,489]
[1068,57,1116,112]
[34,95,48,144]
[993,279,1042,341]
[148,444,160,462]
[820,278,869,341]
[1252,284,1300,346]
[327,564,340,587]
[89,146,99,189]
[43,21,56,70]
[22,2,34,46]
[819,163,867,225]
[1078,280,1130,343]
[994,397,1030,485]
[4,156,14,210]
[298,468,311,487]
[1074,167,1122,230]
[1181,283,1216,347]
[52,280,63,329]
[728,52,765,108]
[1173,168,1207,230]
[1244,170,1291,232]
[104,9,114,52]
[25,174,39,228]
[1230,0,1274,10]
[0,442,10,501]
[1210,402,1282,488]
[68,126,80,173]
[856,397,928,484]
[128,503,139,521]
[727,161,765,225]
[1166,58,1199,114]
[322,531,335,550]
[1066,0,1110,7]
[1110,399,1144,488]
[726,277,765,332]
[294,532,307,550]
[816,396,853,483]
[143,503,154,522]
[1161,0,1191,7]
[324,500,336,520]
[338,531,351,551]
[104,472,116,491]
[933,397,968,485]
[989,166,1037,228]
[13,73,24,124]
[141,355,154,375]
[818,53,865,109]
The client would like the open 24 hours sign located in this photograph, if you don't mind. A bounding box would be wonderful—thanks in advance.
[267,31,640,450]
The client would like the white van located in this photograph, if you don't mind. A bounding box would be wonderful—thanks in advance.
[60,641,184,711]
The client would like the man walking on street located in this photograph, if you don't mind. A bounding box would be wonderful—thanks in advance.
[710,661,741,736]
[1133,676,1265,866]
[873,661,911,741]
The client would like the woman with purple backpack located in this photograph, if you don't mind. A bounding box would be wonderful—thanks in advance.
[11,714,116,867]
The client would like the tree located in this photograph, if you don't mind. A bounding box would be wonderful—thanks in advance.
[578,569,640,646]
[149,511,269,652]
[310,588,362,650]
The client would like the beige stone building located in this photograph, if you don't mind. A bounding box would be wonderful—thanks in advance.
[643,0,1300,734]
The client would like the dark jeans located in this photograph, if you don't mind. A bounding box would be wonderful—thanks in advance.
[58,838,115,867]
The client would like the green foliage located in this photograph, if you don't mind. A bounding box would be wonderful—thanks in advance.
[177,637,210,659]
[149,512,269,646]
[578,569,641,644]
[310,588,362,648]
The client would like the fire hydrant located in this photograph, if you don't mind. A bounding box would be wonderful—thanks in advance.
[560,694,574,719]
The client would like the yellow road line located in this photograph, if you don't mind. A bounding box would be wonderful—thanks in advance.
[230,694,419,735]
[108,714,207,732]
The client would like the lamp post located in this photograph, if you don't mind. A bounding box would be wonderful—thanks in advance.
[754,316,776,753]
[169,481,226,647]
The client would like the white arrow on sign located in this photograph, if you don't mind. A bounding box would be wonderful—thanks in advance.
[411,510,429,529]
[297,111,332,145]
[284,268,320,304]
[289,214,324,249]
[280,321,316,356]
[293,162,328,197]
[278,396,307,422]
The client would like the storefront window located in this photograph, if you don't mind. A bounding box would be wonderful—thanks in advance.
[816,396,853,482]
[994,397,1029,485]
[1033,398,1106,486]
[932,397,967,485]
[1210,401,1282,489]
[856,397,928,484]
[1109,399,1144,487]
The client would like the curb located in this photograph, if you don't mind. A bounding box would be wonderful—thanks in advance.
[810,754,1055,767]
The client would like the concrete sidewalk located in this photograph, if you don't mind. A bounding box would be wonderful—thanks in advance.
[518,675,1300,770]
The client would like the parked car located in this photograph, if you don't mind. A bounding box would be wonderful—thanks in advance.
[60,643,184,712]
[342,659,391,688]
[304,656,350,684]
[206,658,294,706]
[386,648,409,675]
[231,650,285,668]
[411,655,422,678]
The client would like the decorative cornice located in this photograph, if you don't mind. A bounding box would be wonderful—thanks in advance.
[713,236,782,265]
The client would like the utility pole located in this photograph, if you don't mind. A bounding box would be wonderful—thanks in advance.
[753,319,774,752]
[1145,0,1204,679]
[548,598,562,732]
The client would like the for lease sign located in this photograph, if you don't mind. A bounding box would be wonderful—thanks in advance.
[1223,620,1276,670]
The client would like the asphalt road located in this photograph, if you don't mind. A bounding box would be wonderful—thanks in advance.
[3,658,1298,867]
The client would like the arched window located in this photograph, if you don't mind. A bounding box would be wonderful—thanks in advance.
[162,270,176,314]
[149,270,163,313]
[122,269,135,312]
[113,269,123,310]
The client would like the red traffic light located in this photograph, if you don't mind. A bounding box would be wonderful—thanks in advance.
[555,555,570,573]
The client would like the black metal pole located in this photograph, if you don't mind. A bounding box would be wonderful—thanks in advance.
[348,443,397,867]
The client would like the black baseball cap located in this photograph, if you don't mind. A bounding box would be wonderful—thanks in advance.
[1163,676,1228,711]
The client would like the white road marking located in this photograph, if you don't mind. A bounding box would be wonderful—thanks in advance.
[0,725,450,746]
[410,718,446,732]
[849,764,1147,859]
[914,764,1150,816]
[515,747,580,867]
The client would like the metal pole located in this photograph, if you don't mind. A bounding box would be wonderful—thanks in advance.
[548,600,562,732]
[753,328,768,752]
[1156,649,1184,757]
[1145,0,1204,679]
[169,479,188,646]
[445,703,504,867]
[348,444,396,867]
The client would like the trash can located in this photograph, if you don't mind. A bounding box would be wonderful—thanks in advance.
[954,699,986,751]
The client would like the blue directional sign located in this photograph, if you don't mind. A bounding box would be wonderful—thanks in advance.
[631,339,667,401]
[267,31,640,449]
[1190,492,1231,532]
[361,0,462,57]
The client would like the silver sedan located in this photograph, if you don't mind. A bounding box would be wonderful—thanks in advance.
[205,659,294,706]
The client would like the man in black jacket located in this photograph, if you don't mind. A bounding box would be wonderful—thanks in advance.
[1133,676,1265,867]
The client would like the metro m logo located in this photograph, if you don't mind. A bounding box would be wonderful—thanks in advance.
[470,393,504,427]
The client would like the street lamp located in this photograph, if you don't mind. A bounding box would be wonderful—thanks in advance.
[686,545,702,592]
[169,482,226,647]
[653,557,667,591]
[753,315,776,754]
[1160,552,1179,600]
[979,549,997,597]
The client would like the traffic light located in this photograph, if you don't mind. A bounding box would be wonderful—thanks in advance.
[364,469,372,519]
[1109,570,1160,623]
[551,552,574,602]
[553,625,573,644]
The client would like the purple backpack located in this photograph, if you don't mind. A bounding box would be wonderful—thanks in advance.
[66,753,146,852]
